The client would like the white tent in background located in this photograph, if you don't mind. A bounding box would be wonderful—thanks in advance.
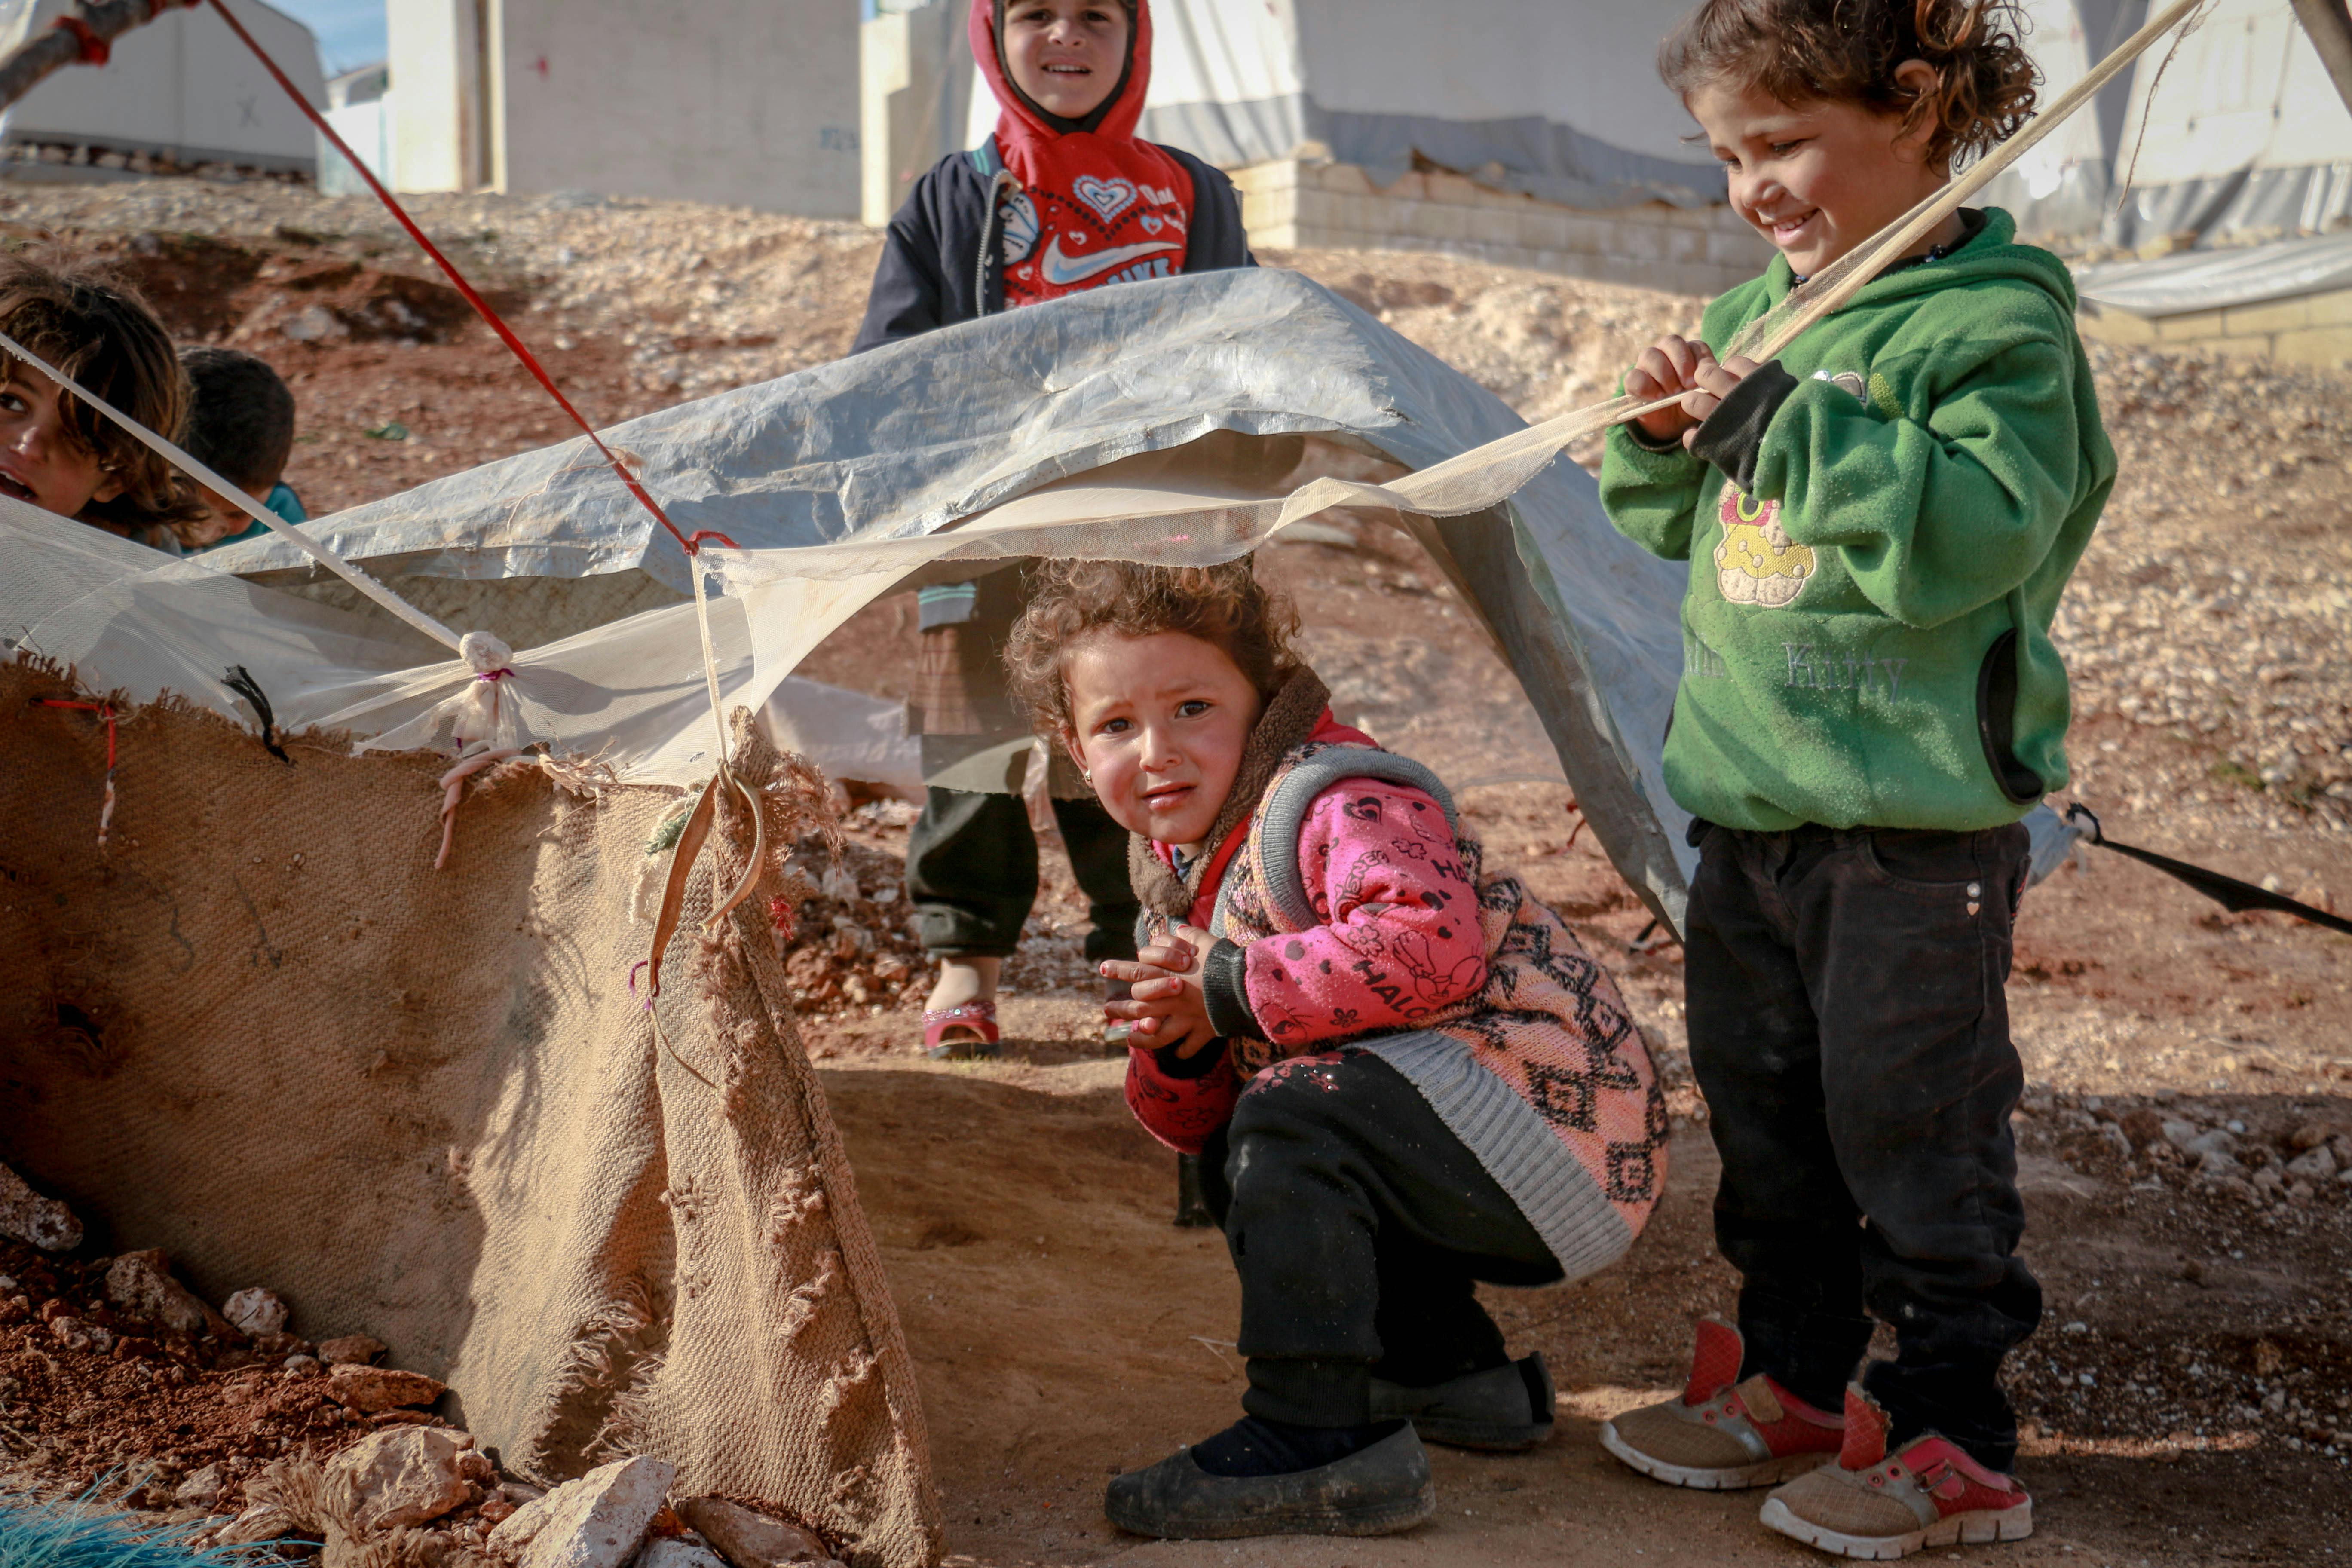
[865,0,1729,217]
[1112,0,1729,210]
[0,0,325,176]
[1988,0,2352,247]
[318,63,394,199]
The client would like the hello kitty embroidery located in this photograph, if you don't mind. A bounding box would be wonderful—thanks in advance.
[1712,481,1816,609]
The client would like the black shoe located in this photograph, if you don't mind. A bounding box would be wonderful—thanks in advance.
[1103,1422,1434,1540]
[1369,1352,1556,1451]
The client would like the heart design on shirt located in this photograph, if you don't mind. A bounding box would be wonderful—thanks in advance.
[1138,213,1163,235]
[1071,175,1137,224]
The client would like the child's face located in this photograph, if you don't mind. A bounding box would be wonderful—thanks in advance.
[0,365,123,519]
[1003,0,1130,122]
[177,481,270,548]
[1063,630,1261,848]
[1689,69,1948,278]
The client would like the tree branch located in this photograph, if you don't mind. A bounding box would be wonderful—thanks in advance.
[0,0,197,117]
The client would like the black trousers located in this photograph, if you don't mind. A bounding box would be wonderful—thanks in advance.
[1198,1050,1560,1428]
[904,786,1139,962]
[1684,820,2041,1473]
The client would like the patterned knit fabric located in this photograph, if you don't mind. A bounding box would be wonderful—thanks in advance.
[1216,740,1670,1247]
[1125,690,1669,1262]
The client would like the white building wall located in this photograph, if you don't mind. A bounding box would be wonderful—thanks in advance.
[0,0,325,171]
[862,0,972,225]
[386,0,480,193]
[319,96,395,196]
[494,0,859,216]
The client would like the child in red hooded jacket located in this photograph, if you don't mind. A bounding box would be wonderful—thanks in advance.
[851,0,1256,1068]
[854,0,1251,345]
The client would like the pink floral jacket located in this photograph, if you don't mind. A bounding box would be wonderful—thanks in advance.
[1125,733,1669,1239]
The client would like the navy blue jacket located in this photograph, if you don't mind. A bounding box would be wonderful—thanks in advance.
[851,138,1253,353]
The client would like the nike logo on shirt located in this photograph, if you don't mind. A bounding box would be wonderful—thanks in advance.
[1038,236,1183,287]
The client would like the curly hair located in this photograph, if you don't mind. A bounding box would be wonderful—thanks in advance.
[1004,558,1304,739]
[1660,0,2039,169]
[0,251,201,530]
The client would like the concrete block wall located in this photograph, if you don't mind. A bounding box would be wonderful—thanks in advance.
[1230,158,1773,297]
[2077,287,2352,368]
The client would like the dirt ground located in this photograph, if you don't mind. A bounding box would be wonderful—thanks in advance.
[4,175,2350,1565]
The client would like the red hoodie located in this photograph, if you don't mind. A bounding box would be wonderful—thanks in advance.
[971,0,1196,306]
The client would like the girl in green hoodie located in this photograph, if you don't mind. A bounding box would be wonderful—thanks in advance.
[1593,0,2116,1559]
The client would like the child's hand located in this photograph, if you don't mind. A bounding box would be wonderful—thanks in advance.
[1674,355,1763,450]
[1101,922,1219,1059]
[1624,334,1715,444]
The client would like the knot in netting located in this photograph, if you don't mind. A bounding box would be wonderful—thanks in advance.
[460,631,515,679]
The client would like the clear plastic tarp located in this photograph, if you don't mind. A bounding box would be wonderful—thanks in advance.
[5,267,1692,923]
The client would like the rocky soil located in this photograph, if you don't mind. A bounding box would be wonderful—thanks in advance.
[2,172,2349,1564]
[0,1230,843,1568]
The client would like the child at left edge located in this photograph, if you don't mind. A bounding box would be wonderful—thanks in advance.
[1000,559,1668,1540]
[0,252,206,548]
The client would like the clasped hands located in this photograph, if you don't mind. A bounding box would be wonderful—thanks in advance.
[1100,922,1218,1059]
[1624,334,1760,450]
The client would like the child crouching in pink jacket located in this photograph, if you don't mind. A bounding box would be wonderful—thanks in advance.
[1001,557,1668,1540]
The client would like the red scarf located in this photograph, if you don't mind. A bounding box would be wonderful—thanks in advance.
[1154,709,1375,930]
[970,0,1195,308]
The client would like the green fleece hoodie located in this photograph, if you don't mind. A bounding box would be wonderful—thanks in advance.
[1599,207,2115,834]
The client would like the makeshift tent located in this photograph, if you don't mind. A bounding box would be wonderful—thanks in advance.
[0,0,324,174]
[868,0,1730,212]
[3,266,1683,1568]
[1987,0,2352,245]
[189,266,1694,918]
[1123,0,1729,208]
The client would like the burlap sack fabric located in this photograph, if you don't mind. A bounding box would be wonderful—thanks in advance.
[0,663,942,1568]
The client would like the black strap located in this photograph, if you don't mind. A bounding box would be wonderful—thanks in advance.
[2066,803,2352,936]
[223,665,293,765]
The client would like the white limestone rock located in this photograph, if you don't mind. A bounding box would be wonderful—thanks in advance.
[0,1161,79,1251]
[106,1249,233,1339]
[635,1537,731,1568]
[224,1287,290,1337]
[325,1426,472,1533]
[512,1456,677,1568]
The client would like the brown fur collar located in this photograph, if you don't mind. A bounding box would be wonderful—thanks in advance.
[1128,665,1333,922]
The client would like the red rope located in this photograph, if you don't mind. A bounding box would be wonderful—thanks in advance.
[53,16,111,65]
[38,699,116,769]
[198,0,720,557]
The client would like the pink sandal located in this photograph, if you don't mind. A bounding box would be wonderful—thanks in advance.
[922,999,1000,1060]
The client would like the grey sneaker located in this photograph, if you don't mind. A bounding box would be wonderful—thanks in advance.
[1104,1424,1434,1540]
[1371,1352,1556,1451]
